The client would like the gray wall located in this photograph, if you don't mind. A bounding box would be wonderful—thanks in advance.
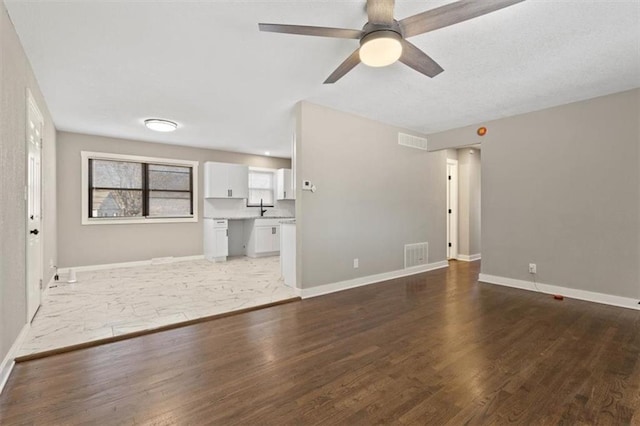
[429,89,640,298]
[57,131,290,267]
[295,102,447,289]
[457,148,481,256]
[1,2,57,363]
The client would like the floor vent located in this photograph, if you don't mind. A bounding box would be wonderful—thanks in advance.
[398,133,428,151]
[405,242,428,269]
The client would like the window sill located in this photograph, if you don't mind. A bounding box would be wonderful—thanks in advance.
[82,216,198,225]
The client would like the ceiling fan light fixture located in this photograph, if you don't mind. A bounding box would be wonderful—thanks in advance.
[144,118,178,132]
[359,30,403,67]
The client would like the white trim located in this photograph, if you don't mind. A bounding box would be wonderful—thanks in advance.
[80,151,199,225]
[81,151,199,167]
[0,324,30,395]
[457,253,481,262]
[248,166,277,173]
[301,261,449,299]
[446,159,458,260]
[58,255,205,274]
[82,216,198,225]
[26,88,45,324]
[478,273,640,311]
[26,88,43,122]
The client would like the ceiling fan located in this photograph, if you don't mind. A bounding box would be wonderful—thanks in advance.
[259,0,525,84]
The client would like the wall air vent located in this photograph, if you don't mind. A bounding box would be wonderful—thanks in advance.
[398,133,428,151]
[405,242,428,269]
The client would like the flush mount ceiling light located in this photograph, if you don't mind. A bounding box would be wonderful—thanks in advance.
[359,30,402,67]
[144,119,178,132]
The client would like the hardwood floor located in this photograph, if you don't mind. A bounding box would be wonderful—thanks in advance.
[1,260,639,425]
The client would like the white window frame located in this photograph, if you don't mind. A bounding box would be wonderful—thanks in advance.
[247,166,276,207]
[81,151,199,225]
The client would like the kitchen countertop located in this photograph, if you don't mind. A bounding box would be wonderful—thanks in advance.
[204,216,295,220]
[279,219,296,225]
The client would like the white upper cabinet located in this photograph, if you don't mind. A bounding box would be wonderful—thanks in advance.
[228,164,249,199]
[276,168,295,200]
[204,162,248,198]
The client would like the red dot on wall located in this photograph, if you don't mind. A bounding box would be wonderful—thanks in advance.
[477,127,487,136]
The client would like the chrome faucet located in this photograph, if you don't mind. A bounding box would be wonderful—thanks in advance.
[260,199,267,217]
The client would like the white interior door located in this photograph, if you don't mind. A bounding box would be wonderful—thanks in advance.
[26,90,44,322]
[446,160,458,260]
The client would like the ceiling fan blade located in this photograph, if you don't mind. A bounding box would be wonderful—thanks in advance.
[399,40,444,78]
[367,0,395,25]
[400,0,526,38]
[258,23,362,39]
[324,49,361,84]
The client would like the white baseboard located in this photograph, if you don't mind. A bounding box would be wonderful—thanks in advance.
[58,255,205,274]
[478,273,640,311]
[457,253,481,262]
[0,323,30,394]
[301,260,449,299]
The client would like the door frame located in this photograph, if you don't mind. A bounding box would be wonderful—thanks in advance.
[26,88,44,323]
[446,159,458,260]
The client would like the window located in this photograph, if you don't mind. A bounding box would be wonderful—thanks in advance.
[82,152,198,224]
[247,168,275,206]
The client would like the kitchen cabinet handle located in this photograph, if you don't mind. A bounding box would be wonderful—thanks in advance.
[228,189,232,197]
[226,229,228,237]
[284,191,286,198]
[272,227,275,234]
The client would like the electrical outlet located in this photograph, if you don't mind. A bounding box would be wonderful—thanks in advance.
[529,263,537,274]
[353,258,359,269]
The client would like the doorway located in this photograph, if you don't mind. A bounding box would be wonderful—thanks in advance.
[446,159,458,260]
[26,89,44,322]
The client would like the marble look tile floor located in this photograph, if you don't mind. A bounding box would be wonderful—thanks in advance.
[18,256,297,357]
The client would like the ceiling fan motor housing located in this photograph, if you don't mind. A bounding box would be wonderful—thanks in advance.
[361,21,404,43]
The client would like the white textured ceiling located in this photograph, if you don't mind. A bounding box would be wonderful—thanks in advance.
[6,0,640,158]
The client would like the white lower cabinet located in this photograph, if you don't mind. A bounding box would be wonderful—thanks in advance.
[205,218,284,262]
[255,226,274,253]
[214,228,229,258]
[204,219,228,262]
[246,219,280,258]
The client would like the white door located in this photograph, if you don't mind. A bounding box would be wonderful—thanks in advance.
[446,159,458,260]
[26,90,44,322]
